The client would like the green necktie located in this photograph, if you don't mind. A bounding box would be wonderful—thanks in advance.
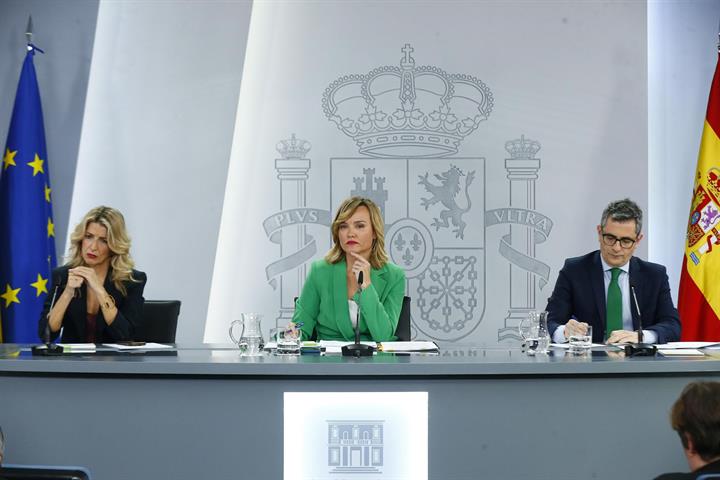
[606,267,623,337]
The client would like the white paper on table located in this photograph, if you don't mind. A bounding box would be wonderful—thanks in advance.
[658,341,720,349]
[103,342,174,350]
[379,341,439,352]
[550,343,606,349]
[658,348,706,356]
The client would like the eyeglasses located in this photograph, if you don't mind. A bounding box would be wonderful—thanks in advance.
[601,233,636,249]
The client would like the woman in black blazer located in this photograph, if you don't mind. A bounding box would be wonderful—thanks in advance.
[39,206,146,343]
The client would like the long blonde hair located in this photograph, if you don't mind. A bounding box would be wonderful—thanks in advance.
[325,197,388,269]
[67,206,138,295]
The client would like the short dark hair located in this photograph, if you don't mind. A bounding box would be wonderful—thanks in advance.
[670,381,720,461]
[600,198,643,236]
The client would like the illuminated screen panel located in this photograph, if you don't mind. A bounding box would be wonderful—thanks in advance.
[284,392,428,480]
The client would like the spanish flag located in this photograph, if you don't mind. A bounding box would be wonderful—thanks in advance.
[678,50,720,341]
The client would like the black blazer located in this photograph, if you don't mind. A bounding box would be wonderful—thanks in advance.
[38,265,147,343]
[654,458,720,479]
[546,251,681,344]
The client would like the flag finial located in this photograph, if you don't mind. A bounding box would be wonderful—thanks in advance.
[25,15,33,48]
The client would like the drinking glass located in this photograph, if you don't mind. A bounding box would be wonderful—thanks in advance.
[569,325,592,355]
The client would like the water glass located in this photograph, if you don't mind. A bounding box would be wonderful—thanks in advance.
[276,328,301,356]
[519,310,550,355]
[569,325,593,354]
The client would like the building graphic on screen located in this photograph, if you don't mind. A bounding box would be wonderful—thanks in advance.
[327,420,384,473]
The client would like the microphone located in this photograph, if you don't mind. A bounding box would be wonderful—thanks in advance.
[342,270,374,357]
[624,284,657,357]
[32,281,64,356]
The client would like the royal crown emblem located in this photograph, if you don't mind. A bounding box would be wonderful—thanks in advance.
[276,133,312,159]
[322,44,493,158]
[505,134,541,159]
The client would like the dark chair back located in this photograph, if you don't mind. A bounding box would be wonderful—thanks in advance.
[0,465,90,480]
[395,296,411,341]
[137,300,181,343]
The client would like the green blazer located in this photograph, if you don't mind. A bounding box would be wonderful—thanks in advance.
[293,258,406,341]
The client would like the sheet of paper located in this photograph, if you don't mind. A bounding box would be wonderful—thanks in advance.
[658,349,706,356]
[379,341,438,352]
[657,342,720,349]
[103,342,174,350]
[550,343,606,349]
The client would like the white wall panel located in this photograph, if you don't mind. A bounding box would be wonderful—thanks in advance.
[71,0,252,342]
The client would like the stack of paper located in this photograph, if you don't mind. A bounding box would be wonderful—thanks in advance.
[103,342,174,351]
[379,341,439,352]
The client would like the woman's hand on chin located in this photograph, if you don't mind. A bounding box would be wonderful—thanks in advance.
[348,252,372,288]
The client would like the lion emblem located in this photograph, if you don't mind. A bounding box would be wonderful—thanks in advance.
[418,165,475,239]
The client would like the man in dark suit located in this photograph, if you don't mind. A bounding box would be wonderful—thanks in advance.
[655,381,720,479]
[546,198,680,344]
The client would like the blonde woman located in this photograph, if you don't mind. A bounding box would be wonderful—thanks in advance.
[39,206,146,343]
[292,197,405,341]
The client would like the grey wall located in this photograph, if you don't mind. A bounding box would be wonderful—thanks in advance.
[0,0,99,256]
[205,0,651,344]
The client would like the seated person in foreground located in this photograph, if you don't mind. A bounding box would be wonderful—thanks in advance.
[39,206,147,343]
[655,381,720,479]
[292,197,405,341]
[546,198,680,344]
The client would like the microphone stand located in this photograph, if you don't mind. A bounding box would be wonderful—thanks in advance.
[342,271,375,358]
[32,284,64,356]
[624,285,657,357]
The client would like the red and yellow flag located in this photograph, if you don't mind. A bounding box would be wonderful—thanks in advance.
[678,53,720,341]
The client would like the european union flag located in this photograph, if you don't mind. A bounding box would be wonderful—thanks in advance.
[0,46,57,343]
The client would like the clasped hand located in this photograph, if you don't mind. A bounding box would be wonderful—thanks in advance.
[66,266,104,294]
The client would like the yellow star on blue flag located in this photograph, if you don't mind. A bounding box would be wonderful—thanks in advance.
[0,45,57,342]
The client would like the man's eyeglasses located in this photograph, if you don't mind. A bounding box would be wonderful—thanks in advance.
[601,233,636,249]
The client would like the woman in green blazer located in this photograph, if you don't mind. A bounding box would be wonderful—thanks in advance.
[292,197,406,341]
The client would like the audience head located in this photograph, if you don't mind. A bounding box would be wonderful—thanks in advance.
[670,381,720,468]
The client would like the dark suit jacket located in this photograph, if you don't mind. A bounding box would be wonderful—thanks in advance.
[655,458,720,479]
[38,265,147,343]
[546,251,680,344]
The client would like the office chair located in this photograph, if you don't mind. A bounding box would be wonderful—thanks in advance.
[0,465,90,480]
[395,296,412,341]
[136,300,181,343]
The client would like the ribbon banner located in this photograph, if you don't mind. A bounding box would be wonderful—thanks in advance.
[263,208,331,288]
[485,208,554,288]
